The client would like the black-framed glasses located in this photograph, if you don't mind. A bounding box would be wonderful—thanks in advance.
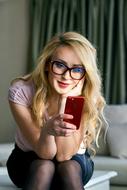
[51,60,86,80]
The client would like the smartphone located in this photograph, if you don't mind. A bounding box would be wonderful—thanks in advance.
[64,96,84,129]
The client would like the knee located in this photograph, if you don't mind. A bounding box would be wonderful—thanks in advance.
[57,160,80,176]
[30,159,55,175]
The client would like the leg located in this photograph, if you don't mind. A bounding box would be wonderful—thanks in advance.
[23,159,55,190]
[56,160,84,190]
[72,152,94,185]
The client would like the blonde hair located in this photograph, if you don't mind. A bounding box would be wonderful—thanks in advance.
[13,32,107,152]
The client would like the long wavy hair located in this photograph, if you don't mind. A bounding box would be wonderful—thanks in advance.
[12,32,107,152]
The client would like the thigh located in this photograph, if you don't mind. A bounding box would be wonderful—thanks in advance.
[50,151,94,189]
[6,144,39,188]
[71,150,94,185]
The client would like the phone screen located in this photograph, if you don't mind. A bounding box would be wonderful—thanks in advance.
[64,96,84,129]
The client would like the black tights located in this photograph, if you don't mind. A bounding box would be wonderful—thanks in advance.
[23,159,84,190]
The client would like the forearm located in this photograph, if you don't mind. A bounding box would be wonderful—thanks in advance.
[55,134,81,161]
[36,126,57,159]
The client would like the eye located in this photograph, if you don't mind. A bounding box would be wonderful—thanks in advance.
[54,61,66,69]
[72,67,84,73]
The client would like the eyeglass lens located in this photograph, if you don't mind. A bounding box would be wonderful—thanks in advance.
[52,61,85,80]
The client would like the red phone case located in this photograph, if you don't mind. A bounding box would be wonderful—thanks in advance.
[64,96,84,129]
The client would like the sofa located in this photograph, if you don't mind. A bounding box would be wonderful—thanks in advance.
[93,104,127,190]
[0,104,127,189]
[0,143,18,190]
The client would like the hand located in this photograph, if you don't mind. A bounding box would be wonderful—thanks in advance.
[44,113,76,137]
[59,79,84,114]
[63,79,84,97]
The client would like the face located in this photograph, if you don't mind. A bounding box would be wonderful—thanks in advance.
[47,46,85,96]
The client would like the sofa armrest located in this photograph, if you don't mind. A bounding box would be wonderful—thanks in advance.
[0,143,14,166]
[93,155,127,185]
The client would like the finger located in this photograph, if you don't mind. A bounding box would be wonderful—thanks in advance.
[58,97,67,114]
[57,113,73,120]
[61,122,76,130]
[61,128,76,136]
[59,113,64,120]
[63,114,74,120]
[55,113,64,120]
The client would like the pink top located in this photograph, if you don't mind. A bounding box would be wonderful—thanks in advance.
[8,80,35,151]
[8,80,85,154]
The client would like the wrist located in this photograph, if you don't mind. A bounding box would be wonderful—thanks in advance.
[41,123,53,136]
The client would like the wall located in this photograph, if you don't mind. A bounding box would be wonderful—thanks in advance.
[0,0,30,142]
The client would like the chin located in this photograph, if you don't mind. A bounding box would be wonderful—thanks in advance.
[57,89,69,95]
[55,87,71,95]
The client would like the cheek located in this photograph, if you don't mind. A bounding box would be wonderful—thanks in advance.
[48,72,59,88]
[48,72,59,81]
[48,72,54,85]
[73,78,85,90]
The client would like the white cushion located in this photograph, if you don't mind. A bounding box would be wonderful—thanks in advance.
[0,167,20,189]
[96,104,127,156]
[0,143,14,166]
[104,104,127,124]
[107,124,127,158]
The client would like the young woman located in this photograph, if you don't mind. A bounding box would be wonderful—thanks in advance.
[7,32,106,190]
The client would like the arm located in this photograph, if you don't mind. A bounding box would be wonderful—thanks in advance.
[55,123,84,161]
[9,101,57,159]
[56,78,85,161]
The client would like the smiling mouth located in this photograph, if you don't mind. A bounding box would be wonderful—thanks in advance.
[58,81,70,88]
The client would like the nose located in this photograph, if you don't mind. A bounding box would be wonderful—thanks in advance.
[62,70,71,79]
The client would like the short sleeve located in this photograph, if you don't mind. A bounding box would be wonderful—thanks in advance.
[8,80,35,107]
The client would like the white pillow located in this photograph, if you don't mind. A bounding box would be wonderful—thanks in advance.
[107,124,127,159]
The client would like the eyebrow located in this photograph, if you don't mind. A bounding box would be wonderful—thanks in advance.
[53,59,84,67]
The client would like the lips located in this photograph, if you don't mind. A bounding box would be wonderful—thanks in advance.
[58,81,70,88]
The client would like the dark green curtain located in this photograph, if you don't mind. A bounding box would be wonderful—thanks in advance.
[29,0,127,104]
